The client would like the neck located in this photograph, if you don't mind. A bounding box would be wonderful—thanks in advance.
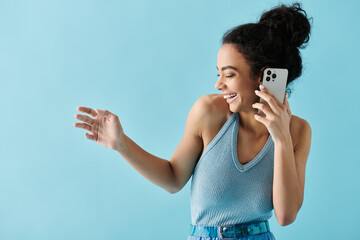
[238,111,269,138]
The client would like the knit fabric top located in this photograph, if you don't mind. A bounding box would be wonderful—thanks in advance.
[190,111,275,226]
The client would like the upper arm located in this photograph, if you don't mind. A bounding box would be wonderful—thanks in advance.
[169,95,210,192]
[294,118,312,208]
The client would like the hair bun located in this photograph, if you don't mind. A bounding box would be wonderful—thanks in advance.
[258,2,312,49]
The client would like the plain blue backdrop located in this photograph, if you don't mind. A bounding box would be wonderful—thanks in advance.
[0,0,359,239]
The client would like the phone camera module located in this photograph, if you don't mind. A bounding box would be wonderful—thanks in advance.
[272,74,276,78]
[266,76,270,81]
[267,70,271,75]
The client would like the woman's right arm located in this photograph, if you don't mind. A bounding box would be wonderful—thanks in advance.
[115,96,207,194]
[75,96,209,194]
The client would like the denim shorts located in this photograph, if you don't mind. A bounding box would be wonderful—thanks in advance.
[187,221,276,240]
[187,231,276,240]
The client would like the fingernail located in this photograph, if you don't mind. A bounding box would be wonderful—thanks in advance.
[259,85,264,90]
[255,90,259,94]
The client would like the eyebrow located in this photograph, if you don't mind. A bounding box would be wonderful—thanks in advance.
[216,65,238,71]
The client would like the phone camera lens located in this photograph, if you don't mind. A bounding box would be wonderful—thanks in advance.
[266,76,270,81]
[267,70,271,75]
[272,74,276,78]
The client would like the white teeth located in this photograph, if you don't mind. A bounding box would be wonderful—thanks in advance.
[224,94,237,99]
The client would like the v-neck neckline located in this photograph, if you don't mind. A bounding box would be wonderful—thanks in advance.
[232,112,273,172]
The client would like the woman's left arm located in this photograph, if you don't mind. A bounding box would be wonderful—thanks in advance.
[272,120,312,226]
[252,85,312,226]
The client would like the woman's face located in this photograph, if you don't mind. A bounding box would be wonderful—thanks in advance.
[215,43,261,113]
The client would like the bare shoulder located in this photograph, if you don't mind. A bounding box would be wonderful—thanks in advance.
[198,93,229,113]
[201,93,230,117]
[193,94,230,137]
[290,115,312,151]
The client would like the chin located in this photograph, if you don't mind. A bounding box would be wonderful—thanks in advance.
[229,103,240,112]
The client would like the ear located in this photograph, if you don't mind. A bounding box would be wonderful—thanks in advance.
[257,66,270,84]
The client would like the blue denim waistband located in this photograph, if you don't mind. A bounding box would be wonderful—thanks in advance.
[190,220,270,239]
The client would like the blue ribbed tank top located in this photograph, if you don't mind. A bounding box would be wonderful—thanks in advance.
[190,111,275,226]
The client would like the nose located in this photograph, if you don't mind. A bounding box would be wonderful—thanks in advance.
[215,77,225,91]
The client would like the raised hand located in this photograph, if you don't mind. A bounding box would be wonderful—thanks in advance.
[252,85,292,142]
[74,107,125,150]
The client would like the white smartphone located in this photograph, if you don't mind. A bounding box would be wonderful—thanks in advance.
[257,68,288,117]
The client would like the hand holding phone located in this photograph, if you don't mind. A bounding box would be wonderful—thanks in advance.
[257,68,288,117]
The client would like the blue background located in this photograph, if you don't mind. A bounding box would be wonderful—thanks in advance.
[0,0,359,239]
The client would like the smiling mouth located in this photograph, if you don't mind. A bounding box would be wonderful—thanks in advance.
[226,94,238,103]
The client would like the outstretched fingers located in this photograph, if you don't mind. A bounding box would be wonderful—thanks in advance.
[74,106,101,141]
[85,132,96,141]
[77,106,97,117]
[74,114,94,125]
[73,122,92,131]
[74,107,95,130]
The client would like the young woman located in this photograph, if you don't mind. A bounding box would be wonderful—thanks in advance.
[74,2,312,239]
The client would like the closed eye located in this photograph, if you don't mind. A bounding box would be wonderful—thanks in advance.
[217,74,234,78]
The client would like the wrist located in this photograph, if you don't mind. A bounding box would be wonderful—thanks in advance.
[114,133,127,153]
[273,131,292,146]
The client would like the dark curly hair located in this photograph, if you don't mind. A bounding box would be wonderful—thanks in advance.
[221,2,313,97]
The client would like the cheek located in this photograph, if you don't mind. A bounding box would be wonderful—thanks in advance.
[239,91,256,102]
[237,95,251,106]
